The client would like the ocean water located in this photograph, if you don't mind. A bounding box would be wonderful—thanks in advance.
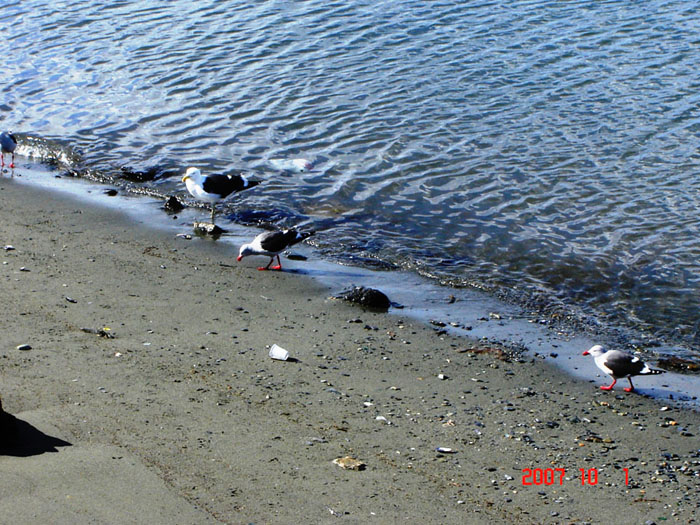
[2,0,700,364]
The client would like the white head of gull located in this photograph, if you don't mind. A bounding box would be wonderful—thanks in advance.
[582,344,665,392]
[237,228,314,271]
[182,167,259,225]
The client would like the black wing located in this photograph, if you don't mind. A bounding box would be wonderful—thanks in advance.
[202,174,259,198]
[604,351,646,377]
[260,229,314,253]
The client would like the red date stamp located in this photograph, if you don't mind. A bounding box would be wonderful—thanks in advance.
[521,468,629,486]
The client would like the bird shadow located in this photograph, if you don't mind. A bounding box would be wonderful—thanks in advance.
[0,412,72,457]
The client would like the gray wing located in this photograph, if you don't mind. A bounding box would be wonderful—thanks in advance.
[259,230,293,254]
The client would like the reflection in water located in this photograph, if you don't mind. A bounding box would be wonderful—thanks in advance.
[2,0,700,358]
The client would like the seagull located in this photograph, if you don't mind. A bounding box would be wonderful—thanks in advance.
[1,132,17,169]
[237,228,314,271]
[582,344,665,392]
[182,167,259,224]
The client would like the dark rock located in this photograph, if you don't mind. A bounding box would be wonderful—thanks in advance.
[164,195,185,212]
[119,165,173,182]
[333,286,391,311]
[104,189,118,196]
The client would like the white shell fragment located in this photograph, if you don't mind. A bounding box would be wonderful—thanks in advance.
[435,447,457,454]
[332,456,366,470]
[270,158,313,173]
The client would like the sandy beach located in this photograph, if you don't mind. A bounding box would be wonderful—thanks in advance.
[1,174,699,524]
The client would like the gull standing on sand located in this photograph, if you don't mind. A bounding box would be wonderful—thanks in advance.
[182,167,259,225]
[582,344,665,392]
[1,132,17,169]
[237,228,314,271]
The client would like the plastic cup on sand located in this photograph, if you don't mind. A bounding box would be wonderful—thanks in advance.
[269,344,289,361]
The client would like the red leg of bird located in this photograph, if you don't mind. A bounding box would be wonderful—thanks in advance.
[258,255,283,271]
[258,256,274,271]
[270,254,282,271]
[600,378,616,391]
[1,154,4,168]
[623,378,635,393]
[9,153,14,169]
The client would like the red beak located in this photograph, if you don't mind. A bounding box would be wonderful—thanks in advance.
[582,351,589,355]
[236,256,242,262]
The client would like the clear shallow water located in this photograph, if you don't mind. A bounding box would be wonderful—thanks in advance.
[2,0,700,363]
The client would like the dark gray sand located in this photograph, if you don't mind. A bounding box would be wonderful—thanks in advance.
[1,177,698,524]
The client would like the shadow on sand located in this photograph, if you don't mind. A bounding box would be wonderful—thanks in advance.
[1,410,72,457]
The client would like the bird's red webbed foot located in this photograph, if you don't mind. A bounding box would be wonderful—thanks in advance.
[623,386,635,392]
[599,378,616,391]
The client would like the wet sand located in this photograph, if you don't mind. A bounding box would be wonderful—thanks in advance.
[1,174,699,524]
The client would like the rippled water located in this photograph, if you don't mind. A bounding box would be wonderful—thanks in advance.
[3,0,700,359]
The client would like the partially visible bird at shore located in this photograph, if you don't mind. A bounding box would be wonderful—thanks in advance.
[1,132,17,169]
[182,167,259,225]
[582,344,665,392]
[237,228,314,271]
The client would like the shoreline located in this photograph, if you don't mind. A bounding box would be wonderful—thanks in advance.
[1,168,699,523]
[8,160,700,408]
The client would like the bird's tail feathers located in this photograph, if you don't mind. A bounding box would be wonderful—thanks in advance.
[641,367,665,375]
[295,230,314,242]
[285,229,314,247]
